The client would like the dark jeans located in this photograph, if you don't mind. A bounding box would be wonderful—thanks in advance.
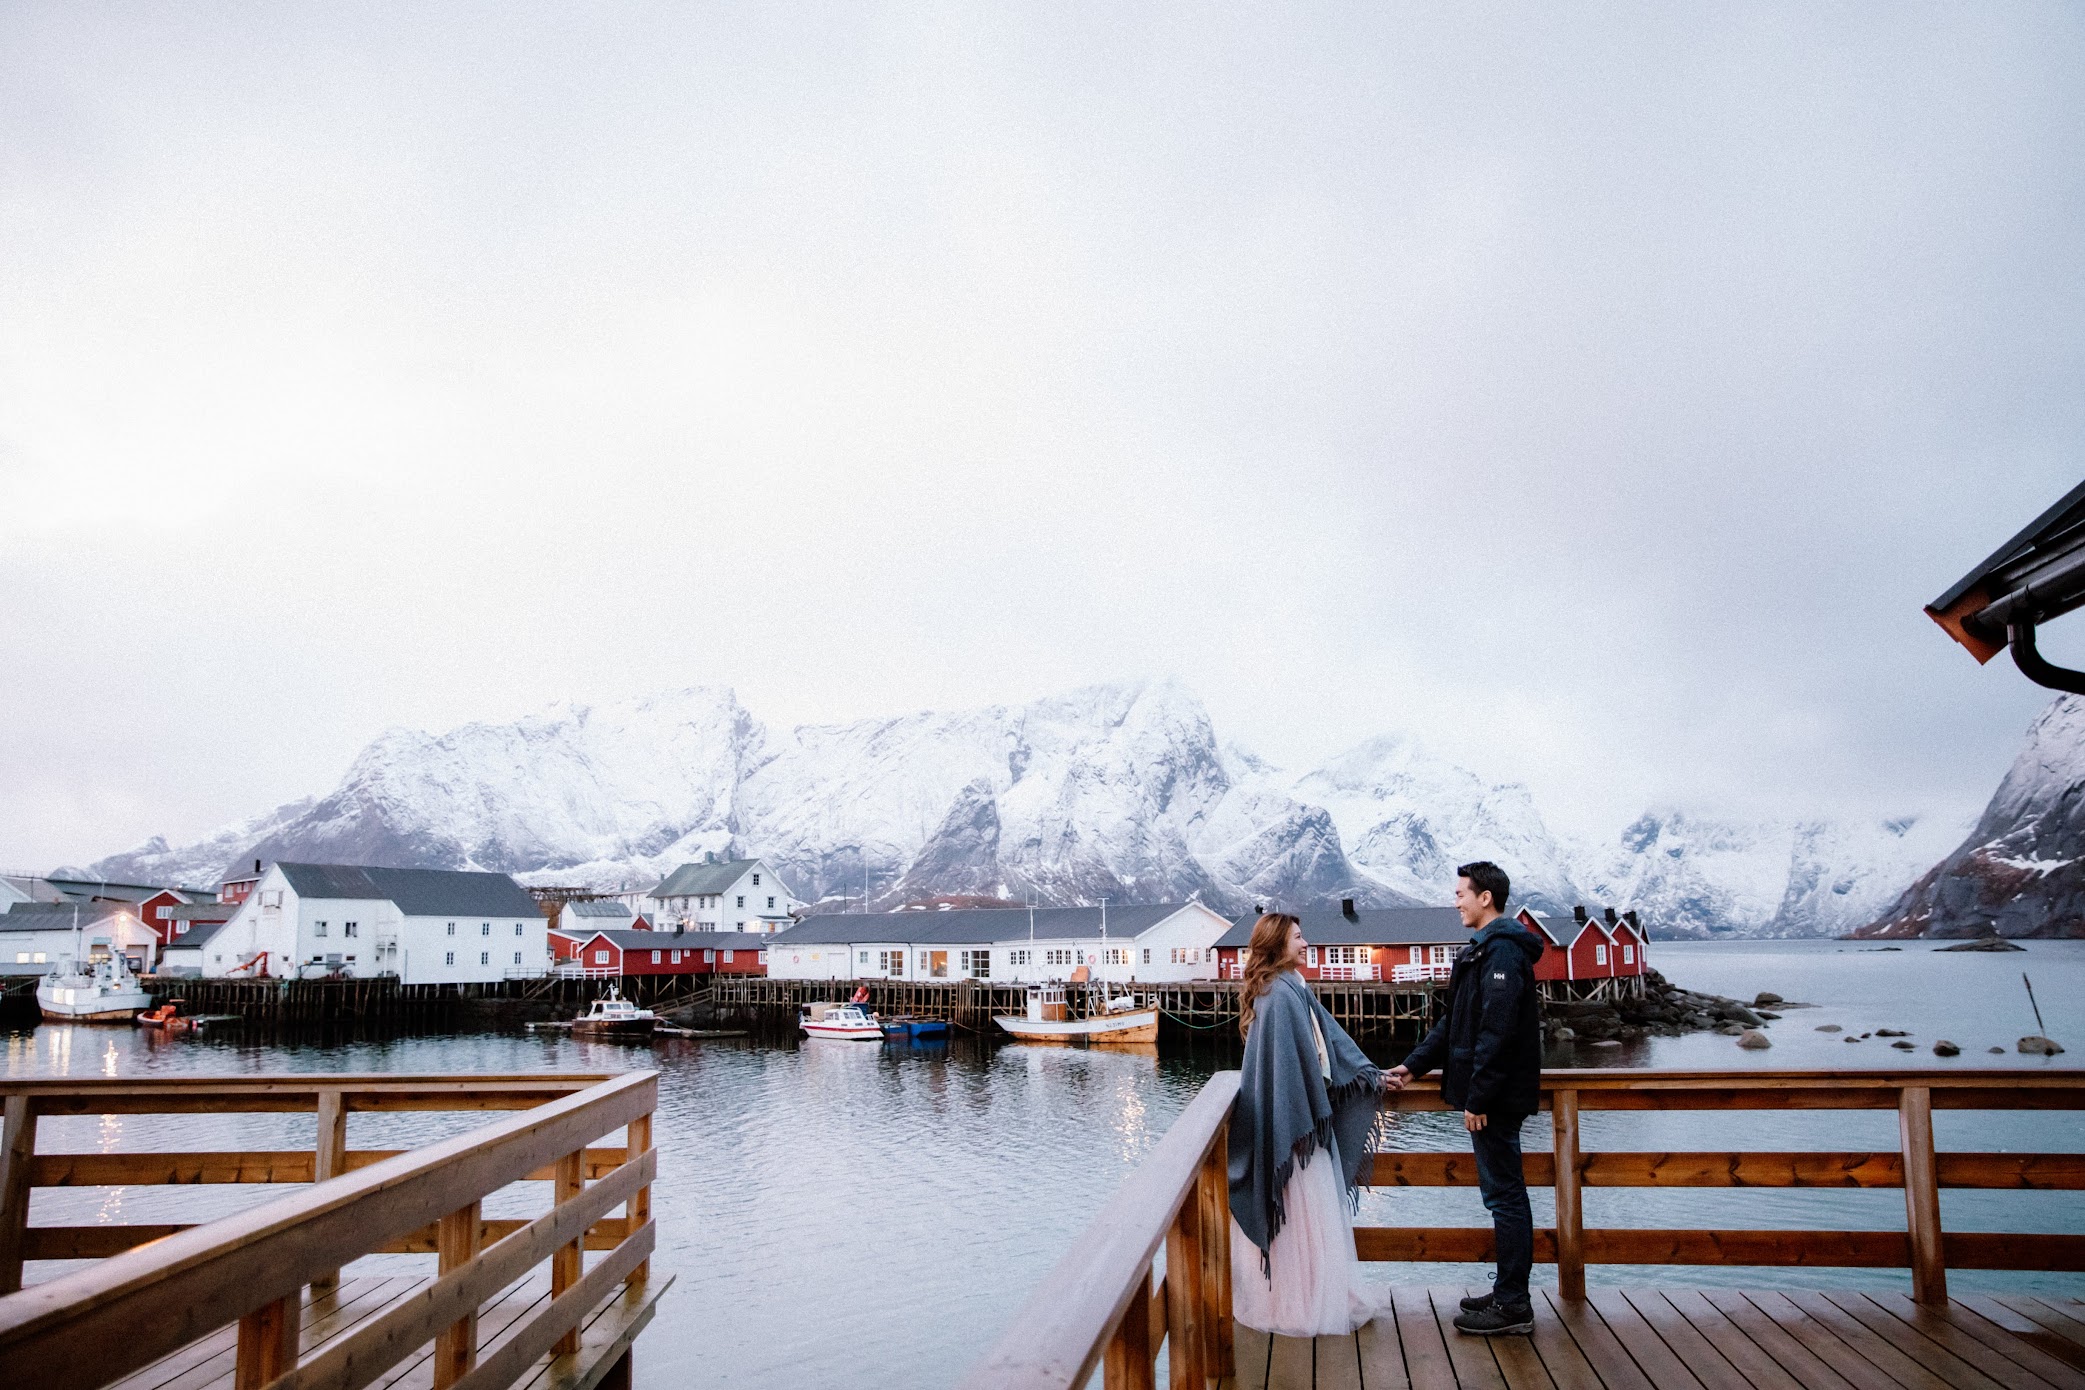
[1471,1113,1533,1309]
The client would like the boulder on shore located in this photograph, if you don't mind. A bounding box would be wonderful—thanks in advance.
[2020,1035,2066,1055]
[1754,992,1783,1007]
[1736,1029,1771,1049]
[1933,1041,1961,1057]
[1937,937,2025,952]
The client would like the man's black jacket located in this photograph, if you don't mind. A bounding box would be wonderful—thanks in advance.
[1400,916,1544,1116]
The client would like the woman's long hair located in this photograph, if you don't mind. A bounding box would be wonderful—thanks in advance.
[1238,912,1301,1040]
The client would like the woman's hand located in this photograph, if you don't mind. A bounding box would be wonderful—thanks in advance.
[1382,1065,1410,1093]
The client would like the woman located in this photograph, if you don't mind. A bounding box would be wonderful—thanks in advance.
[1229,912,1389,1336]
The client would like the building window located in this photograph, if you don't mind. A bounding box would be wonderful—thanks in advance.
[1595,944,1609,965]
[879,949,903,973]
[514,951,523,965]
[481,923,490,936]
[1008,949,1031,966]
[752,873,761,886]
[704,949,716,963]
[480,951,489,966]
[12,953,23,963]
[156,905,171,919]
[859,951,870,964]
[736,895,745,909]
[344,922,358,938]
[723,950,734,963]
[176,923,189,935]
[1045,948,1073,966]
[962,949,991,979]
[447,923,456,936]
[1307,947,1319,967]
[651,950,661,964]
[1622,945,1634,964]
[314,921,328,937]
[445,951,456,966]
[515,923,524,936]
[595,949,610,964]
[766,896,775,910]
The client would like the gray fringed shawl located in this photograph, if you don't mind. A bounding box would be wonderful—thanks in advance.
[1228,972,1383,1269]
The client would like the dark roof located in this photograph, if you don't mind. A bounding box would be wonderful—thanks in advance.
[0,901,137,933]
[651,859,766,897]
[564,900,633,919]
[1930,478,2085,656]
[165,902,235,922]
[1517,909,1604,947]
[1212,906,1468,950]
[577,930,772,950]
[162,919,232,949]
[773,903,1205,947]
[32,877,212,903]
[275,863,539,918]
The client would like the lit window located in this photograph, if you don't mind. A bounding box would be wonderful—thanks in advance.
[13,952,23,963]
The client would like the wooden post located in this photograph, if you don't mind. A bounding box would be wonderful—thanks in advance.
[0,1093,35,1295]
[553,1148,585,1356]
[234,1294,299,1390]
[1195,1132,1233,1378]
[433,1200,482,1389]
[1551,1088,1586,1301]
[1899,1085,1946,1303]
[310,1088,348,1293]
[625,1109,653,1288]
[1104,1267,1157,1390]
[1163,1186,1204,1389]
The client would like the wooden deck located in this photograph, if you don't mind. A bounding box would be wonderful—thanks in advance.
[105,1270,664,1390]
[1236,1286,2085,1390]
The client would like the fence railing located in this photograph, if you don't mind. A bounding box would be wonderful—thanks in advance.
[0,1071,665,1390]
[963,1066,2085,1390]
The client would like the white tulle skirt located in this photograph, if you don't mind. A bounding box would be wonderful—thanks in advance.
[1229,1138,1379,1337]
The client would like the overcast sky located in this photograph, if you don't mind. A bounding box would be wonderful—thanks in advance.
[4,3,2083,870]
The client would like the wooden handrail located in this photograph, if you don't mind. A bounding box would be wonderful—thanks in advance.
[958,1070,1240,1390]
[965,1064,2085,1388]
[0,1070,659,1390]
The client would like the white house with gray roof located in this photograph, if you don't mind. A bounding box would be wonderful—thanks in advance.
[765,902,1230,985]
[1,900,158,976]
[206,863,548,983]
[644,855,803,934]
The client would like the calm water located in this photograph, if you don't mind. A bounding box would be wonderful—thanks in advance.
[6,940,2083,1387]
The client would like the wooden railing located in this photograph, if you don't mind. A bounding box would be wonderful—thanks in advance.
[0,1072,665,1390]
[963,1066,2085,1390]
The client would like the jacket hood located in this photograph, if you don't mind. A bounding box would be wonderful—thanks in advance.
[1473,916,1545,966]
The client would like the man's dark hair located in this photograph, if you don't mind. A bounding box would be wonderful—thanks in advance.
[1457,861,1510,913]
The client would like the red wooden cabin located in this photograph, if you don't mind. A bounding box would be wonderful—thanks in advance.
[1516,905,1646,981]
[559,928,769,977]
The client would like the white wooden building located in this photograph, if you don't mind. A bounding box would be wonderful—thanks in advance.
[765,903,1230,984]
[205,863,549,983]
[645,855,803,933]
[0,901,158,974]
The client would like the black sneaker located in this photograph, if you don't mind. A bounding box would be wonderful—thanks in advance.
[1454,1302,1534,1337]
[1459,1291,1495,1313]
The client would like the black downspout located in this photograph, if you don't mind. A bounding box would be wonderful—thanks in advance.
[2009,619,2085,696]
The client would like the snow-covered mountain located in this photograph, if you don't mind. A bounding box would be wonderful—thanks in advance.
[1860,695,2085,938]
[82,679,1951,934]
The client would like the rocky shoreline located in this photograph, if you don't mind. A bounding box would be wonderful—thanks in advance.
[1543,968,1777,1050]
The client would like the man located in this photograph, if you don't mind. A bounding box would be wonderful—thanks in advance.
[1386,860,1544,1336]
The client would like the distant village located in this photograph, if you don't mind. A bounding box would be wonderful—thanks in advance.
[0,850,1650,990]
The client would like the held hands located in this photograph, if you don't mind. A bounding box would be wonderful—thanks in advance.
[1382,1065,1411,1094]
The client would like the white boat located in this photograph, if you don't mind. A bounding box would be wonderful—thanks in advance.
[800,1002,883,1041]
[570,989,659,1039]
[39,957,152,1022]
[994,984,1159,1045]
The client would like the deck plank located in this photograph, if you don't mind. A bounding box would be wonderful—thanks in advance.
[1356,1314,1410,1390]
[1234,1324,1273,1390]
[1658,1290,1807,1390]
[2006,1299,2085,1353]
[1431,1288,1510,1390]
[1524,1295,1602,1390]
[1584,1289,1709,1390]
[1743,1290,1922,1390]
[1537,1292,1658,1390]
[1268,1332,1314,1390]
[1870,1293,2085,1390]
[1698,1289,1864,1390]
[1617,1290,1752,1390]
[1314,1332,1364,1390]
[1390,1287,1459,1390]
[1959,1297,2085,1375]
[1777,1290,1968,1390]
[1818,1290,2016,1390]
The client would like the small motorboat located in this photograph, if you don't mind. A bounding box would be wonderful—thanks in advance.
[570,989,659,1039]
[880,1016,950,1040]
[800,1002,884,1041]
[135,1001,197,1034]
[994,984,1159,1045]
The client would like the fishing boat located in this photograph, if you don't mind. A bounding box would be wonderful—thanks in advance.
[135,1001,198,1034]
[38,957,152,1022]
[880,1016,950,1041]
[569,990,659,1039]
[800,1001,884,1041]
[993,984,1159,1045]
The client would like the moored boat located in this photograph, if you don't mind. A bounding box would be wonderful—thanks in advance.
[135,1001,198,1033]
[38,957,152,1023]
[879,1016,950,1040]
[801,1002,883,1041]
[993,985,1159,1045]
[570,989,659,1039]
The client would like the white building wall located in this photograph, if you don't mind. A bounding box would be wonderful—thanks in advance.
[398,912,547,985]
[203,893,298,976]
[649,861,803,934]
